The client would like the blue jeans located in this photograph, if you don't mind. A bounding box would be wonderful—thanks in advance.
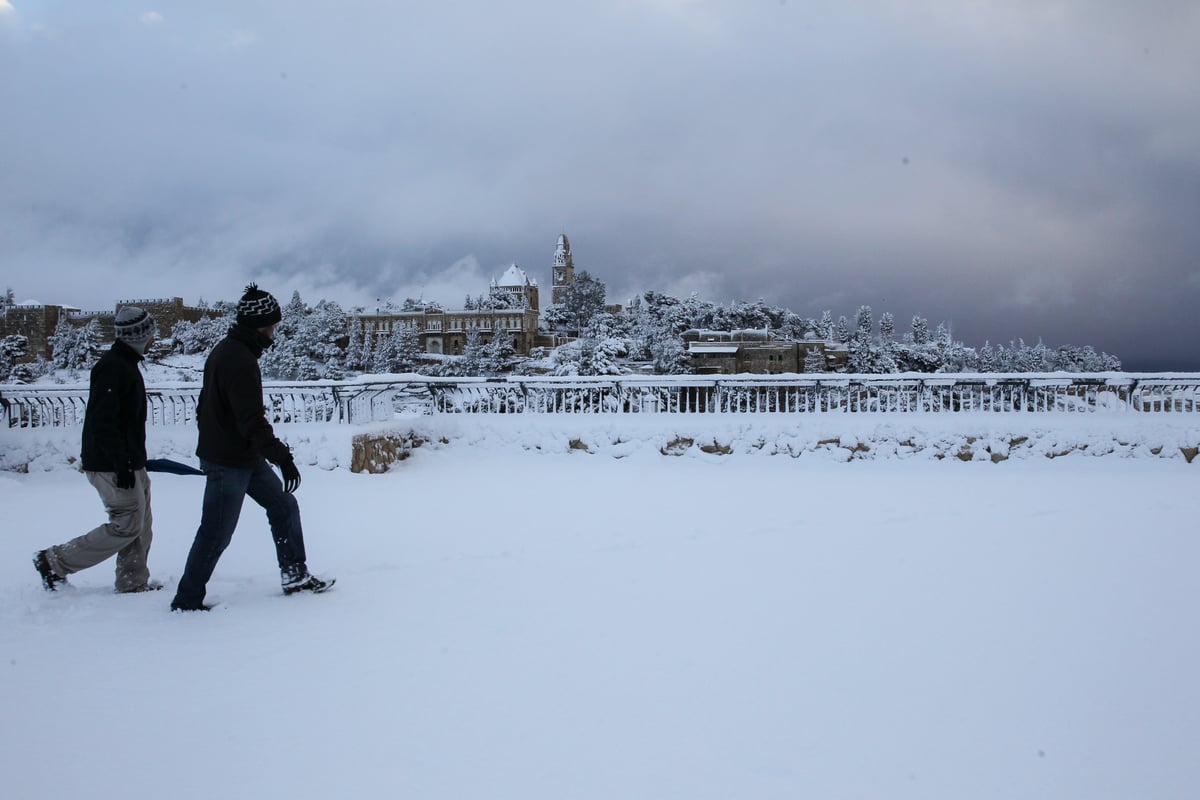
[171,459,307,609]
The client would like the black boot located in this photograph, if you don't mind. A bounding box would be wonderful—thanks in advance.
[33,551,66,591]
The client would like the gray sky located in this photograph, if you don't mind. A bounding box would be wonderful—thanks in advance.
[3,1,1198,369]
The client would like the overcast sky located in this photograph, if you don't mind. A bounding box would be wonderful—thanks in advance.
[2,1,1198,369]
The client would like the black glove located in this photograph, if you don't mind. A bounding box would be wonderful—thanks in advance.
[279,457,302,494]
[115,465,136,490]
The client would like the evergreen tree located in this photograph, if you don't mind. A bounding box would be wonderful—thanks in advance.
[835,315,850,344]
[803,346,826,373]
[876,311,898,372]
[879,312,895,345]
[650,326,690,374]
[371,325,399,374]
[49,317,99,371]
[395,324,422,372]
[307,299,348,379]
[460,327,485,376]
[911,315,931,346]
[485,325,516,373]
[1,334,30,382]
[344,316,365,371]
[541,304,571,332]
[360,324,375,372]
[847,306,880,373]
[978,341,997,372]
[818,310,834,342]
[172,311,235,355]
[563,270,607,332]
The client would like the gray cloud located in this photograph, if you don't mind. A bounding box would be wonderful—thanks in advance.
[2,1,1198,368]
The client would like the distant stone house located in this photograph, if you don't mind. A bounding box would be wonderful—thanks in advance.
[0,304,70,362]
[684,329,849,375]
[0,297,212,362]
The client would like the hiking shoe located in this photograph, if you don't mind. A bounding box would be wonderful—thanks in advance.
[118,580,164,594]
[170,602,213,612]
[33,551,66,591]
[282,573,335,596]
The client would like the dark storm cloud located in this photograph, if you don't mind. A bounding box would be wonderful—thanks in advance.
[1,0,1198,368]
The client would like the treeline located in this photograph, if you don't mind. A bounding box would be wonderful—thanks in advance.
[1,282,1122,383]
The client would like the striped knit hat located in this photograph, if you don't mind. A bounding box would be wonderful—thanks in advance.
[114,306,156,354]
[237,283,283,329]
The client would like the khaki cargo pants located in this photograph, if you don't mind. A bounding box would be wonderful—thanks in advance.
[45,470,154,592]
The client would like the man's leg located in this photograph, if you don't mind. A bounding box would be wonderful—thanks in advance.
[245,460,307,582]
[170,461,251,610]
[114,469,154,592]
[44,471,149,581]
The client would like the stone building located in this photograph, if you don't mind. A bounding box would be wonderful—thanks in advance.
[359,266,541,356]
[0,297,212,362]
[684,329,849,375]
[0,304,71,362]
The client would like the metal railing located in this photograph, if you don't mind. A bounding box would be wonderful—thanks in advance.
[3,374,1199,429]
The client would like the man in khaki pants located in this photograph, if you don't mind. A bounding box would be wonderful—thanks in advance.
[33,306,161,593]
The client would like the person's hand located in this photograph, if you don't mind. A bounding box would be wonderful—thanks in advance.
[279,457,301,494]
[116,465,136,490]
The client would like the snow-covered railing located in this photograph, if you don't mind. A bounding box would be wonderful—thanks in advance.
[3,374,1199,428]
[0,383,352,429]
[420,375,1197,416]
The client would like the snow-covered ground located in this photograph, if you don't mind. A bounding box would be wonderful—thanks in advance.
[2,414,1198,799]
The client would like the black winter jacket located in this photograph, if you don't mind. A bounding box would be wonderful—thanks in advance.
[196,325,291,468]
[81,340,148,472]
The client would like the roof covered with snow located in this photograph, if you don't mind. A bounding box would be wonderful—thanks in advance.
[494,264,536,287]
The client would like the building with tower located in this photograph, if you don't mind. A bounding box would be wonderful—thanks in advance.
[491,264,539,312]
[358,265,541,357]
[551,233,575,306]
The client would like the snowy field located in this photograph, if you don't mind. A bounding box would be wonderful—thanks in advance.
[2,415,1199,799]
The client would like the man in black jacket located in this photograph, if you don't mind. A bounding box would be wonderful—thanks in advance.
[170,284,332,612]
[33,307,161,593]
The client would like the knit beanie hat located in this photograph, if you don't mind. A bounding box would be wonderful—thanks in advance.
[237,283,283,329]
[114,306,156,354]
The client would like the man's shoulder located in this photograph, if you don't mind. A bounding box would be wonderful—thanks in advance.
[209,335,251,361]
[91,348,131,379]
[206,335,259,377]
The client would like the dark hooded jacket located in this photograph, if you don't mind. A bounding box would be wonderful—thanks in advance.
[81,340,148,472]
[195,324,291,468]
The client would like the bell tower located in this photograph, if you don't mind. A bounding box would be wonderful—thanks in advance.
[551,233,575,306]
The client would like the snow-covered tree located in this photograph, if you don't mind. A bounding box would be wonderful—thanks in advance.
[343,316,366,371]
[484,325,516,373]
[910,315,931,346]
[650,327,690,374]
[172,309,235,355]
[49,318,99,371]
[371,328,397,374]
[803,346,826,374]
[1,334,30,382]
[818,310,834,342]
[394,325,422,372]
[479,286,525,310]
[460,327,485,376]
[835,315,850,345]
[540,304,571,333]
[562,270,607,332]
[978,341,997,372]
